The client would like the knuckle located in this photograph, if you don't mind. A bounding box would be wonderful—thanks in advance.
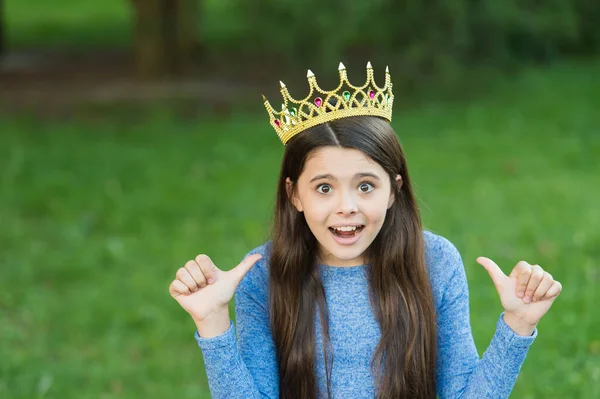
[520,269,532,278]
[195,254,211,264]
[195,273,207,285]
[176,267,187,278]
[198,263,214,277]
[517,260,530,269]
[184,260,198,273]
[184,260,196,270]
[519,278,530,286]
[176,281,189,293]
[195,270,207,281]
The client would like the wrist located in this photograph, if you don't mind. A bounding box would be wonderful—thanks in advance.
[503,312,537,336]
[193,308,231,338]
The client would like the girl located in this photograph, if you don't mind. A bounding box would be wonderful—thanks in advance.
[169,63,562,399]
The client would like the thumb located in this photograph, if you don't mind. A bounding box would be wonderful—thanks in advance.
[227,254,263,284]
[476,256,508,292]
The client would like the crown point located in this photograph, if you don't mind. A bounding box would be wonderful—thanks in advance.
[279,81,286,88]
[366,61,372,69]
[262,94,267,102]
[307,69,315,78]
[386,65,389,73]
[338,62,346,70]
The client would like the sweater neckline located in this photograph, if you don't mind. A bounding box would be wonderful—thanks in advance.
[318,263,368,275]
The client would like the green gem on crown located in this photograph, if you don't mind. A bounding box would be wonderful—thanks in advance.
[343,91,351,101]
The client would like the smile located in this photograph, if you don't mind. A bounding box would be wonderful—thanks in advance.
[329,225,365,236]
[328,225,365,245]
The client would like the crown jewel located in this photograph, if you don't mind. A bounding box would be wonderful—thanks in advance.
[263,62,394,145]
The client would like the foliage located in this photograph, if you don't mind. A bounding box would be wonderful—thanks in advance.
[5,0,600,68]
[4,0,131,47]
[233,0,599,79]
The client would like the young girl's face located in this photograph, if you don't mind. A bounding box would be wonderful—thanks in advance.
[288,146,400,267]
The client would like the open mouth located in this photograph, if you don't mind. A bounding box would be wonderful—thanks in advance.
[328,225,365,238]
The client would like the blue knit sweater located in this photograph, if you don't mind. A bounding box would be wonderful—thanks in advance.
[195,231,537,398]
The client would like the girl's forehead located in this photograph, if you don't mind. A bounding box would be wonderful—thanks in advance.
[308,147,374,164]
[302,147,383,177]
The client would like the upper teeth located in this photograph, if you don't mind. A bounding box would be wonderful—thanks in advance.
[333,226,359,232]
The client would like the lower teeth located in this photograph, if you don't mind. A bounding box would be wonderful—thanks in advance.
[333,228,362,237]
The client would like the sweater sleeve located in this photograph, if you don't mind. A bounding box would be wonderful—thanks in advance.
[194,246,279,398]
[433,238,537,399]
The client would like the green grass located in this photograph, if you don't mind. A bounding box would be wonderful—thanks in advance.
[1,61,599,398]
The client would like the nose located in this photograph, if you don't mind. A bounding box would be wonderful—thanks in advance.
[336,191,358,215]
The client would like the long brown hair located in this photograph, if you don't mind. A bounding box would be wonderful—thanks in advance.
[269,116,437,398]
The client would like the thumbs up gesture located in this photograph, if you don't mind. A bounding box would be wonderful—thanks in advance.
[477,257,562,334]
[169,253,263,327]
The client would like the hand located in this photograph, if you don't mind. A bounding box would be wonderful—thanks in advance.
[169,253,263,323]
[477,257,562,329]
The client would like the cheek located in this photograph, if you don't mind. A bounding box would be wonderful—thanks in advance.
[363,196,391,222]
[303,201,331,224]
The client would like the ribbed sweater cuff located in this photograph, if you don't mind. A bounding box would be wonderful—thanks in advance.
[485,312,537,372]
[194,320,236,351]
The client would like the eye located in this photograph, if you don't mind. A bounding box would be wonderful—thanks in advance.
[358,182,374,193]
[316,184,332,194]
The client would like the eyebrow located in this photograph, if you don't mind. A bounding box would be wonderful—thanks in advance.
[309,172,381,183]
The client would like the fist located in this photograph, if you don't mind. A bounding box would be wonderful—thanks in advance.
[169,253,262,322]
[477,257,562,327]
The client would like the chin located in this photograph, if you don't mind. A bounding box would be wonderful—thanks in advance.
[322,243,369,265]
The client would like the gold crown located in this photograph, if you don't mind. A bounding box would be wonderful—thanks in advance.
[263,62,394,145]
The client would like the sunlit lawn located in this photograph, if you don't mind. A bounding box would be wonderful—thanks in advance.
[1,62,599,398]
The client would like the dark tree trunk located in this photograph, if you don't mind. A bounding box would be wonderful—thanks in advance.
[130,0,199,78]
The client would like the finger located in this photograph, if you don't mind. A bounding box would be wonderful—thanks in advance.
[195,255,218,284]
[512,261,532,298]
[544,280,563,299]
[185,259,207,288]
[476,257,507,292]
[532,272,553,302]
[176,267,199,292]
[169,279,190,298]
[523,265,544,303]
[229,254,263,284]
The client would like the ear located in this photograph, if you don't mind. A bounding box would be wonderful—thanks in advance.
[286,177,303,212]
[388,174,403,209]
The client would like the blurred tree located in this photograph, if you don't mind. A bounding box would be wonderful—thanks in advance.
[130,0,199,78]
[231,0,599,92]
[0,0,4,59]
[574,0,600,53]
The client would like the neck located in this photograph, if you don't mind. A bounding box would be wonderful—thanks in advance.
[317,250,365,267]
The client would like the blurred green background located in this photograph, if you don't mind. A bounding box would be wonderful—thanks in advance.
[0,1,599,398]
